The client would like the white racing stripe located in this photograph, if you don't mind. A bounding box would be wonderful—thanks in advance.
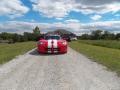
[54,51,58,53]
[53,39,58,48]
[47,39,58,53]
[48,51,52,53]
[48,40,52,48]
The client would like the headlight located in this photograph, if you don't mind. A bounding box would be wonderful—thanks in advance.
[37,41,45,45]
[61,41,67,45]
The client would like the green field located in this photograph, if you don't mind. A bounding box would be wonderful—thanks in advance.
[0,42,35,64]
[79,40,120,49]
[69,41,120,76]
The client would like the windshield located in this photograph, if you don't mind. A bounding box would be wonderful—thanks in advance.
[45,36,61,40]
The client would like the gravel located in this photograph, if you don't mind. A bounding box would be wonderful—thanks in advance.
[0,47,120,90]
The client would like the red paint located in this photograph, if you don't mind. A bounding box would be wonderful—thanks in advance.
[37,38,68,54]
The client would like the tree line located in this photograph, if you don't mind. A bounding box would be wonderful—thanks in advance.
[79,30,120,40]
[0,27,120,43]
[0,26,43,43]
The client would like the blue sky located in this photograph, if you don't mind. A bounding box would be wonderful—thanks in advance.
[0,0,120,34]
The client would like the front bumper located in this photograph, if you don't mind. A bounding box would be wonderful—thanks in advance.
[37,46,67,54]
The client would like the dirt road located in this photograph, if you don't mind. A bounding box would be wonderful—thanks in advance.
[0,48,120,90]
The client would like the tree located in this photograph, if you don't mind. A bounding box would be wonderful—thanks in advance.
[0,32,13,40]
[23,32,29,41]
[33,26,41,41]
[12,33,21,42]
[80,34,91,40]
[115,33,120,40]
[101,31,115,40]
[91,30,103,40]
[24,32,35,41]
[33,26,40,35]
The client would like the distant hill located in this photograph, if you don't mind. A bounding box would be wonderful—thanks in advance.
[46,29,75,36]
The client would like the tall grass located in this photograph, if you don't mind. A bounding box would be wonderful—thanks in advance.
[0,42,35,64]
[69,41,120,76]
[79,40,120,49]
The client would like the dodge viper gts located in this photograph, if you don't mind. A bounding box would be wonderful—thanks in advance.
[37,35,68,54]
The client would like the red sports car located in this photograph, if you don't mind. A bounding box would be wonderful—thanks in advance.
[37,35,68,54]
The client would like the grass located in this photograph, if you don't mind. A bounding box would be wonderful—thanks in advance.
[69,41,120,76]
[0,42,36,64]
[78,40,120,49]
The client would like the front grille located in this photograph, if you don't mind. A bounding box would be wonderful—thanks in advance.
[47,48,59,51]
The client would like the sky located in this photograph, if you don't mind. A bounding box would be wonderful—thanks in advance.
[0,0,120,35]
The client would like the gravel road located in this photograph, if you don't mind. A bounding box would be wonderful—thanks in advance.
[0,47,120,90]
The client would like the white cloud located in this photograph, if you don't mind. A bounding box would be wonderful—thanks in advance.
[30,0,120,18]
[0,20,120,35]
[56,18,63,20]
[0,21,52,33]
[79,0,117,5]
[91,15,102,21]
[0,0,29,18]
[76,3,120,15]
[31,0,79,19]
[65,19,80,23]
[0,0,120,19]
